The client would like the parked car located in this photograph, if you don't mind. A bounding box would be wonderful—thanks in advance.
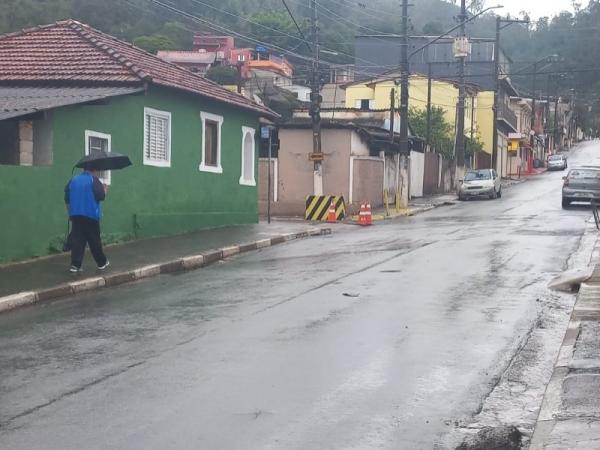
[458,169,502,200]
[562,167,600,208]
[548,154,568,171]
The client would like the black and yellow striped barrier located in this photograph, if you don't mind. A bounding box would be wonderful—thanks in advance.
[305,195,346,221]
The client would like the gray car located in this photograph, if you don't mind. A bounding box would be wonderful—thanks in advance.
[548,154,568,171]
[562,167,600,208]
[458,169,502,200]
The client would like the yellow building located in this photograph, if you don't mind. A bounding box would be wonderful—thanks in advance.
[476,91,495,167]
[344,73,478,143]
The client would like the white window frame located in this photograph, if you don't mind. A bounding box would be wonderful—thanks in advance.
[200,112,223,174]
[143,107,172,168]
[239,127,256,186]
[85,130,111,185]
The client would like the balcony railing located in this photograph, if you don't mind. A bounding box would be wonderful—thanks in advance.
[498,102,518,132]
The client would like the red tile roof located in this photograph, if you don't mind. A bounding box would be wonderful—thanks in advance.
[0,20,276,117]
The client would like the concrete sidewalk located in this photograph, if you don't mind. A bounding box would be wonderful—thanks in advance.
[0,222,330,313]
[530,227,600,449]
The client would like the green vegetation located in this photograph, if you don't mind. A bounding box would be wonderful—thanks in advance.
[409,106,454,159]
[2,0,600,129]
[205,65,241,85]
[133,35,177,54]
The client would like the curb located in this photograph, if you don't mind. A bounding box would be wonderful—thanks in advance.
[530,278,600,448]
[0,228,331,315]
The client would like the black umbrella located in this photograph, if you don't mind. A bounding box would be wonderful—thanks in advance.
[75,150,132,171]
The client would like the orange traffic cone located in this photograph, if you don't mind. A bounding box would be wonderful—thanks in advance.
[365,203,373,225]
[358,203,369,226]
[327,200,337,223]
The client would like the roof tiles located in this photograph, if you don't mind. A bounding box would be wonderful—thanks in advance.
[0,20,276,117]
[0,86,145,120]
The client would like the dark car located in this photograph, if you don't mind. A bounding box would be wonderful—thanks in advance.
[562,167,600,208]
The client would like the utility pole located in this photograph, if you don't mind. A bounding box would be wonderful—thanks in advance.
[390,88,396,142]
[470,95,475,164]
[530,62,538,149]
[426,62,432,149]
[310,0,323,195]
[398,0,410,206]
[455,0,467,176]
[399,0,409,156]
[545,76,551,156]
[492,17,501,172]
[571,89,577,145]
[554,95,560,152]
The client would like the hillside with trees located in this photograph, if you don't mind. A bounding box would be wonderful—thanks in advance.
[2,0,600,126]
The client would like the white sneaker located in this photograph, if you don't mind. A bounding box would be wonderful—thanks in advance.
[97,260,110,270]
[69,266,82,273]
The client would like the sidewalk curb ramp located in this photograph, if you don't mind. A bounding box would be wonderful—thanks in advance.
[0,228,332,315]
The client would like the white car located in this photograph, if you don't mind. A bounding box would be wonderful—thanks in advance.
[548,154,568,171]
[458,169,502,200]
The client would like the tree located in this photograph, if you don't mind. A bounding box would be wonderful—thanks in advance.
[409,106,454,159]
[245,11,308,56]
[205,65,241,85]
[465,133,484,158]
[422,21,444,36]
[133,34,177,54]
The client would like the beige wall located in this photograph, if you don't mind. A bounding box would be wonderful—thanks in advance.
[262,127,391,216]
[258,158,283,215]
[278,128,353,205]
[352,158,384,208]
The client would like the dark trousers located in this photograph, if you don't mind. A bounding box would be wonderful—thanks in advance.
[70,216,107,268]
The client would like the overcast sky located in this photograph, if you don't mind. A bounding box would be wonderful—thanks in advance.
[496,0,575,19]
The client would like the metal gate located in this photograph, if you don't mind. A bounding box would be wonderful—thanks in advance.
[423,152,440,196]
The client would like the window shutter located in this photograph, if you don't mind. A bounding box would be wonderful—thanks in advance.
[145,113,169,162]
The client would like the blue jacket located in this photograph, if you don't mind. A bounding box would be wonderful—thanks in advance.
[64,172,105,221]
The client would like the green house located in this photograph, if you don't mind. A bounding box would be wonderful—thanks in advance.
[0,20,276,263]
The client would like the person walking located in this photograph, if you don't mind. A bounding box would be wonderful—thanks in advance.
[64,168,110,273]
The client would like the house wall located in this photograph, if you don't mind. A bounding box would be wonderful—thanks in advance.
[344,77,476,134]
[257,158,280,215]
[477,91,495,155]
[497,132,509,178]
[352,158,384,208]
[0,86,261,263]
[274,128,353,215]
[410,150,425,197]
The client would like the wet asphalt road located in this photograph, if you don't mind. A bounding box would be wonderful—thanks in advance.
[1,142,600,449]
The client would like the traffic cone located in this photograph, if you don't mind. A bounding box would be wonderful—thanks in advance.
[358,203,368,226]
[365,203,373,225]
[327,200,337,223]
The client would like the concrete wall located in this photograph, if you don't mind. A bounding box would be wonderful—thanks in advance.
[410,151,425,197]
[497,132,508,178]
[258,158,279,215]
[0,86,262,263]
[275,128,353,216]
[352,157,384,208]
[384,153,399,194]
[507,153,524,177]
